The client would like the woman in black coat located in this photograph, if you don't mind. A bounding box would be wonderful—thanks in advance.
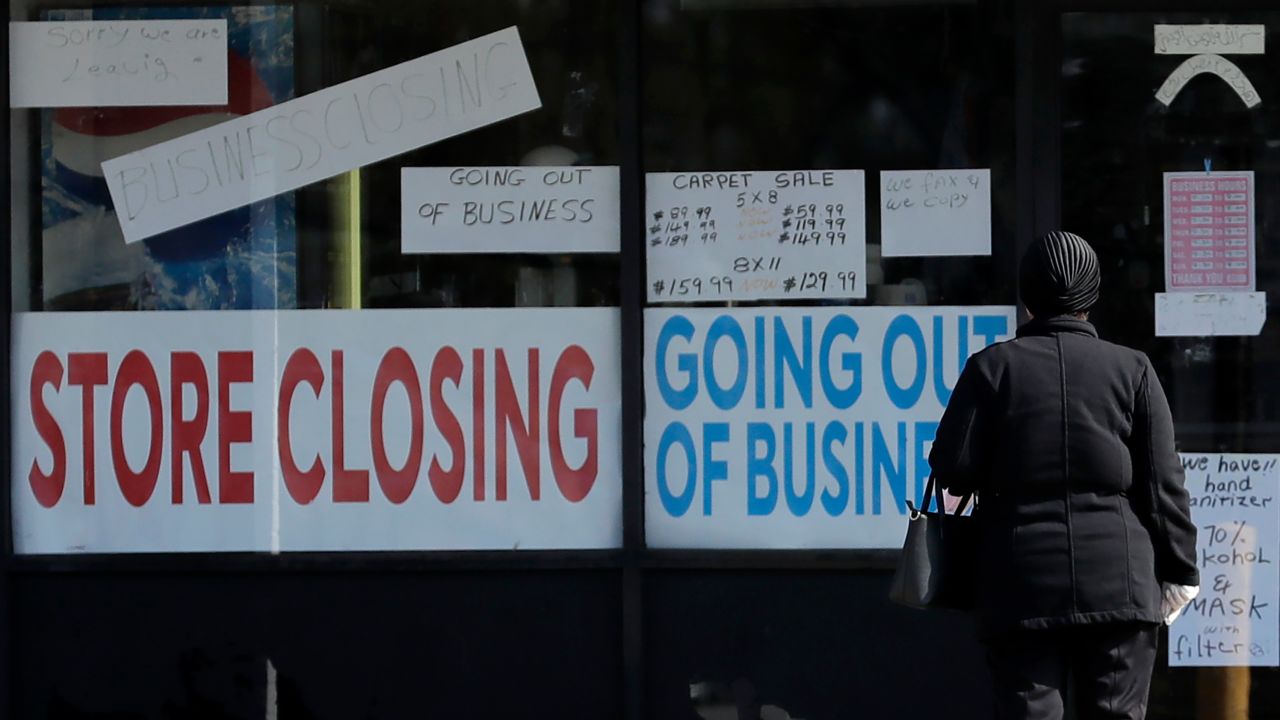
[929,231,1199,720]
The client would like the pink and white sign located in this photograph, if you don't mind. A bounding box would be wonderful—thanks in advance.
[1164,171,1256,292]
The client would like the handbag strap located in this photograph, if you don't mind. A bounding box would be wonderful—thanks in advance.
[910,474,974,517]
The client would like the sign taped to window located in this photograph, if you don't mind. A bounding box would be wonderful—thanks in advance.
[9,19,229,108]
[643,305,1016,549]
[1170,453,1278,667]
[1164,171,1256,292]
[645,170,867,302]
[401,166,620,254]
[12,307,621,553]
[101,26,541,244]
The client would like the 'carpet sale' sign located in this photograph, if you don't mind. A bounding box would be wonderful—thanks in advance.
[644,306,1016,548]
[13,308,621,553]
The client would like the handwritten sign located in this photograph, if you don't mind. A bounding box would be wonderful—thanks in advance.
[9,19,228,108]
[1156,55,1261,108]
[645,170,866,302]
[1170,453,1278,667]
[1164,171,1255,292]
[401,166,619,253]
[101,26,540,244]
[880,169,991,257]
[1155,25,1265,55]
[1155,291,1266,337]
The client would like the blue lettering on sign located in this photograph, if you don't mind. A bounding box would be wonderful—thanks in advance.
[704,315,748,410]
[873,422,908,514]
[974,314,1008,349]
[650,310,1014,520]
[655,315,698,410]
[820,422,850,516]
[702,422,730,515]
[932,315,967,405]
[775,316,813,408]
[784,423,817,516]
[883,315,927,410]
[747,422,777,516]
[656,421,696,516]
[820,314,861,409]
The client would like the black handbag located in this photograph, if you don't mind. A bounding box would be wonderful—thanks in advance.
[888,475,977,611]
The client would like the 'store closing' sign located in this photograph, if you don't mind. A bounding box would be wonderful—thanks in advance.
[1170,453,1278,667]
[12,308,621,553]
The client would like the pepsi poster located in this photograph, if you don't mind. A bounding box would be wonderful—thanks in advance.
[41,6,295,311]
[644,306,1016,548]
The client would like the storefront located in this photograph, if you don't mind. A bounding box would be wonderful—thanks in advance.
[2,0,1277,717]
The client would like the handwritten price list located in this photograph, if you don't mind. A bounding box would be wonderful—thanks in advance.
[1164,171,1256,292]
[1171,453,1278,667]
[645,170,866,302]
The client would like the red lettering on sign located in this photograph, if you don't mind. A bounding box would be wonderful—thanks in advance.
[29,351,66,508]
[279,349,325,504]
[111,350,163,507]
[170,352,212,505]
[371,347,422,504]
[429,346,465,503]
[68,353,107,505]
[331,350,369,502]
[472,348,485,501]
[217,351,254,504]
[548,345,598,503]
[495,349,539,501]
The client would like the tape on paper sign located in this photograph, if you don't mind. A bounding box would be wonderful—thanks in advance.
[1155,292,1266,337]
[101,26,541,244]
[9,20,229,108]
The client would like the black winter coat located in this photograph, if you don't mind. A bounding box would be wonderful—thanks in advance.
[929,316,1199,636]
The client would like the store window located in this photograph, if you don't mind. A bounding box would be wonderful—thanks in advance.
[640,0,1014,717]
[8,0,625,555]
[1062,11,1279,718]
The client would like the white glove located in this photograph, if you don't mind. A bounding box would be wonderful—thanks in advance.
[1161,583,1199,625]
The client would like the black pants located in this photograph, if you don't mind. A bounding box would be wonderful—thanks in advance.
[985,622,1160,720]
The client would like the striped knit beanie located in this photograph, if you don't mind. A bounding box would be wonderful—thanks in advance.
[1019,231,1100,317]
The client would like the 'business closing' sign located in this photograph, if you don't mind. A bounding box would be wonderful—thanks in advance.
[644,306,1015,548]
[13,308,621,553]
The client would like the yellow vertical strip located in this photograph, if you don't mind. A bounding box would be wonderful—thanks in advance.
[334,169,362,309]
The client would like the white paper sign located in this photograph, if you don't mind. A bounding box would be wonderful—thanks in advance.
[12,308,621,553]
[101,26,541,244]
[1155,292,1266,337]
[880,169,991,257]
[1155,25,1265,55]
[645,170,867,302]
[1156,55,1261,108]
[401,166,619,253]
[1170,453,1278,667]
[9,20,229,108]
[644,305,1016,548]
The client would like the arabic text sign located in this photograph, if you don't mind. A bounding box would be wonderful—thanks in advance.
[102,26,540,243]
[1170,453,1278,667]
[12,308,621,553]
[401,166,619,253]
[1164,172,1255,291]
[644,306,1016,548]
[9,19,228,108]
[645,170,867,302]
[1155,25,1265,54]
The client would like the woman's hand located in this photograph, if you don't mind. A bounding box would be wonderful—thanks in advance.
[1161,583,1199,625]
